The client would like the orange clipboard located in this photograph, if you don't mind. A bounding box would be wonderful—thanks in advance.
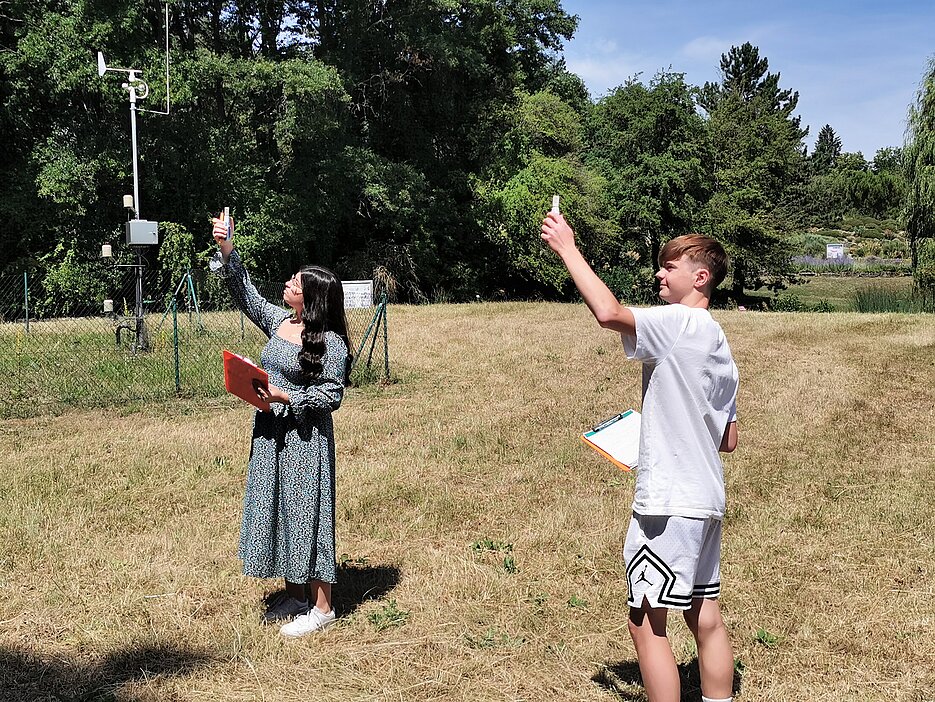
[222,350,270,411]
[580,409,641,472]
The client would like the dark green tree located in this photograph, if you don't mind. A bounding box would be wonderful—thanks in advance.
[872,147,902,174]
[0,0,355,286]
[811,124,842,174]
[587,71,711,273]
[835,151,868,172]
[300,0,578,298]
[699,43,807,297]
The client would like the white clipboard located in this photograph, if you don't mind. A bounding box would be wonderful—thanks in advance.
[581,409,641,472]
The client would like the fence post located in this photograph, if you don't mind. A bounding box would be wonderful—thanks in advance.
[23,272,29,333]
[381,292,389,380]
[172,298,180,393]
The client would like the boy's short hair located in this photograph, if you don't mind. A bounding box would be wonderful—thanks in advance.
[659,235,729,290]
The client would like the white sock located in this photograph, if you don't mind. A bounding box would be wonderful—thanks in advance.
[701,696,732,702]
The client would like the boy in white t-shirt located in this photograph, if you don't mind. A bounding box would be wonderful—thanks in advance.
[541,213,739,702]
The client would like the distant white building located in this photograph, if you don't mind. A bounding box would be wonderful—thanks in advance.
[826,243,846,259]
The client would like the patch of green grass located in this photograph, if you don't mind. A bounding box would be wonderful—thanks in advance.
[769,275,913,311]
[854,286,935,313]
[367,599,410,631]
[471,538,513,554]
[754,628,782,648]
[0,308,390,418]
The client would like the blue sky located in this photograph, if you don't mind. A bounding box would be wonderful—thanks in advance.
[559,0,935,158]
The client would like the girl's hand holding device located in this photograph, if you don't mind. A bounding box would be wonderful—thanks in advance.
[212,208,233,243]
[212,207,234,260]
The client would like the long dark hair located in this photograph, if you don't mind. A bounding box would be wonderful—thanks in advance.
[296,266,352,385]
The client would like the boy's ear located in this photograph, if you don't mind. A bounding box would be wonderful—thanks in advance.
[693,266,711,290]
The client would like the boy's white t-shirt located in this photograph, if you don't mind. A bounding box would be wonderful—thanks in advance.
[622,304,738,520]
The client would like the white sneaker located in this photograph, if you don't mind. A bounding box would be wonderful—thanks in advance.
[263,593,311,623]
[280,606,336,638]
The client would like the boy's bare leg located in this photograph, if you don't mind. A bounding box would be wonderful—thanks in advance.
[628,604,680,702]
[683,597,733,699]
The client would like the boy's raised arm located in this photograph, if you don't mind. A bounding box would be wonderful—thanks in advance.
[541,212,636,336]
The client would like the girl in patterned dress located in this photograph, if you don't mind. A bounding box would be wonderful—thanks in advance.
[210,214,351,637]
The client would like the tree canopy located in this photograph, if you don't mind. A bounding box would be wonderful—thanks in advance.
[0,6,920,308]
[699,42,807,296]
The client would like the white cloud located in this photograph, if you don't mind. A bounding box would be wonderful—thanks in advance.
[680,36,731,63]
[565,55,648,97]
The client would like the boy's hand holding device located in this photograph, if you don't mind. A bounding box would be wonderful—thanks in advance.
[540,195,576,256]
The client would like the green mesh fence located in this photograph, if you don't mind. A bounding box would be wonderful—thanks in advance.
[0,269,388,419]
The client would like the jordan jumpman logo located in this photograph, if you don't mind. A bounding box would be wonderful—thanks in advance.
[635,566,653,586]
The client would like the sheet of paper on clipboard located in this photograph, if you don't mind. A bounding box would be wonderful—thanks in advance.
[581,409,641,472]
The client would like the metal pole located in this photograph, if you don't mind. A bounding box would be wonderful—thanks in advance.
[366,304,382,368]
[127,71,141,220]
[382,293,389,380]
[187,271,202,329]
[157,270,188,330]
[23,272,29,333]
[353,305,381,369]
[172,297,180,393]
[187,275,193,325]
[135,249,144,350]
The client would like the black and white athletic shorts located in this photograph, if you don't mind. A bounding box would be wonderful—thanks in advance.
[623,512,722,611]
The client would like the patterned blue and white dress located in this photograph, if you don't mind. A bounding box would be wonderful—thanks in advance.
[211,250,347,584]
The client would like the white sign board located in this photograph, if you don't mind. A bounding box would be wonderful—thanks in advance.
[342,280,373,309]
[826,243,845,259]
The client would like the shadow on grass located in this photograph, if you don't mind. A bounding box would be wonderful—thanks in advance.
[593,659,743,701]
[334,563,401,616]
[0,642,217,702]
[263,562,402,618]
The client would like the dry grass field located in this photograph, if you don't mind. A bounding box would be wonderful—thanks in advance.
[1,303,934,701]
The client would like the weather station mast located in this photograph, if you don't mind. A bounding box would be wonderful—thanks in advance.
[96,2,171,352]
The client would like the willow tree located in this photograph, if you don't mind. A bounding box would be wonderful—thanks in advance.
[905,57,935,279]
